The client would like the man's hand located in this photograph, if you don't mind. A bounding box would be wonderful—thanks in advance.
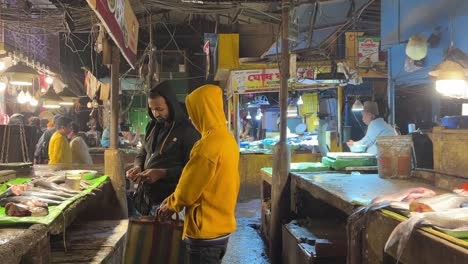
[136,169,167,184]
[158,197,175,219]
[346,140,355,147]
[126,166,142,182]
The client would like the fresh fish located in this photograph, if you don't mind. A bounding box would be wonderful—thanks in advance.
[19,191,68,201]
[5,202,30,217]
[372,187,436,204]
[384,207,468,261]
[20,200,48,208]
[0,196,62,206]
[33,180,81,194]
[0,184,27,199]
[409,193,468,212]
[26,187,75,198]
[5,202,49,217]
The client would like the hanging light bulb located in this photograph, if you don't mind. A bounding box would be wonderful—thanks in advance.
[17,90,27,104]
[25,91,32,102]
[297,95,303,105]
[0,82,6,92]
[45,76,53,85]
[352,99,364,111]
[29,98,38,106]
[246,111,252,120]
[430,61,468,98]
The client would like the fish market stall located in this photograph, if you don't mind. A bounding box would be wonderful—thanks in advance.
[282,171,468,263]
[0,164,127,263]
[226,68,347,199]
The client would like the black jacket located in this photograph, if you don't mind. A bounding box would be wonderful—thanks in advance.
[134,82,200,204]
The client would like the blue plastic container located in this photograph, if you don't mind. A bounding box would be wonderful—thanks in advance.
[441,116,460,129]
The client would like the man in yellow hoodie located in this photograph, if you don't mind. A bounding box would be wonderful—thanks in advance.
[48,116,73,164]
[159,84,240,264]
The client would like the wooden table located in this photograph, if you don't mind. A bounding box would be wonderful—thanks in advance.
[290,172,468,264]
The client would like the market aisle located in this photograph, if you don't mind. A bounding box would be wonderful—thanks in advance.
[222,199,270,264]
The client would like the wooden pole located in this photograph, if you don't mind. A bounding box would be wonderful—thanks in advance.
[110,45,120,149]
[337,85,343,151]
[146,14,154,91]
[105,45,128,219]
[270,0,291,263]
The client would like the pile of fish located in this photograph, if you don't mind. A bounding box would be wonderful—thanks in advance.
[0,176,92,217]
[369,188,468,261]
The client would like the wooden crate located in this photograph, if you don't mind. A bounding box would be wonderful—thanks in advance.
[431,127,468,189]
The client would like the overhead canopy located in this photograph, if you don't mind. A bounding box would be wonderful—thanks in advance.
[381,0,468,48]
[263,0,373,58]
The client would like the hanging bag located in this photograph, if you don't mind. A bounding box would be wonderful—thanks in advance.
[132,182,152,216]
[125,214,185,264]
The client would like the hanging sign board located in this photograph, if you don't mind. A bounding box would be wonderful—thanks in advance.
[228,67,338,95]
[358,36,380,66]
[86,0,139,68]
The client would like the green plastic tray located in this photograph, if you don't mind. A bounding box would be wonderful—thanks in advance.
[321,156,376,170]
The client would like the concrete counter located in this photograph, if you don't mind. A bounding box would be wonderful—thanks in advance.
[289,172,468,264]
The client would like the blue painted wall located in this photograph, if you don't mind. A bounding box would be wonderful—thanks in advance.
[382,0,468,128]
[382,0,468,85]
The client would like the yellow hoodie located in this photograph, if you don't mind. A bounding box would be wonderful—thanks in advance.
[48,131,72,164]
[167,84,240,239]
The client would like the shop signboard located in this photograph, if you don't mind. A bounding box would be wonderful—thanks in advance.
[86,0,139,68]
[228,66,334,95]
[358,36,380,66]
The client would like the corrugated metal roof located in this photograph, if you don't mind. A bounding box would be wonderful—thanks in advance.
[263,0,373,58]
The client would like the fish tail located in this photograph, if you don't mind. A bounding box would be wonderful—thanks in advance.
[385,214,424,260]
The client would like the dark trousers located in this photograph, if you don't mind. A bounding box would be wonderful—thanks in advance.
[185,236,229,264]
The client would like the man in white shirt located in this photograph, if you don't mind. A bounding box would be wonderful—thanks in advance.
[347,101,396,155]
[69,122,93,164]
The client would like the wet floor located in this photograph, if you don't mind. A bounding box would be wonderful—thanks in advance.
[222,199,270,264]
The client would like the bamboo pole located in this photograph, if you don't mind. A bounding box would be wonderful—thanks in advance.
[105,45,128,219]
[270,0,291,262]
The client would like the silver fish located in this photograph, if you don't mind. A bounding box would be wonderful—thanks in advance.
[385,207,468,262]
[0,184,27,199]
[409,193,468,212]
[26,187,75,198]
[33,180,80,194]
[20,191,68,201]
[0,196,62,206]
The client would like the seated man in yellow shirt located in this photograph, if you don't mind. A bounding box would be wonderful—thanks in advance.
[48,117,73,164]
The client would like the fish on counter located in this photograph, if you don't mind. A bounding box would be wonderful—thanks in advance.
[385,207,468,261]
[0,184,27,199]
[0,195,62,206]
[371,187,437,204]
[32,179,81,194]
[5,200,49,217]
[409,193,468,212]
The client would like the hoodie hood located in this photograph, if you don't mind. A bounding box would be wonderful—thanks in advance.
[186,84,226,134]
[147,81,187,124]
